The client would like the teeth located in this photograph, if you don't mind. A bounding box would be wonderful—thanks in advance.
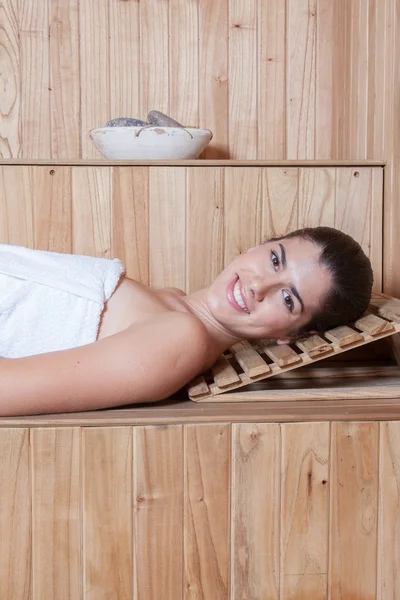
[233,280,249,313]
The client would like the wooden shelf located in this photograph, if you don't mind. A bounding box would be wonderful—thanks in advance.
[0,159,386,167]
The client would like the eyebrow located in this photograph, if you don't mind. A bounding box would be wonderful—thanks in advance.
[279,243,305,314]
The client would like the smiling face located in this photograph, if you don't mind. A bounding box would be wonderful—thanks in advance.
[206,237,332,341]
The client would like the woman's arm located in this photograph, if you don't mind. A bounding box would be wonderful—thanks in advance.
[0,312,209,416]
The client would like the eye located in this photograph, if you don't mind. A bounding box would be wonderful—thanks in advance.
[283,290,294,313]
[271,250,280,272]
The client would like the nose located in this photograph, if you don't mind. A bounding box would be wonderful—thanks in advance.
[249,276,269,302]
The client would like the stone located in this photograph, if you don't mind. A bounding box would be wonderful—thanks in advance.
[105,117,148,127]
[147,110,183,127]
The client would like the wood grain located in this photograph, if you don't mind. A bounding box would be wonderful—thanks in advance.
[72,166,111,258]
[228,0,258,159]
[281,423,329,600]
[0,165,34,246]
[0,429,31,600]
[134,425,183,600]
[31,428,81,600]
[50,0,80,159]
[112,166,149,283]
[0,0,20,158]
[184,424,230,600]
[298,168,335,228]
[315,0,334,158]
[261,168,299,239]
[83,427,133,600]
[231,424,280,599]
[378,422,400,599]
[329,422,379,599]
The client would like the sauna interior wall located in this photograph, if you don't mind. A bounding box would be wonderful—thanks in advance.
[0,164,383,292]
[0,0,399,292]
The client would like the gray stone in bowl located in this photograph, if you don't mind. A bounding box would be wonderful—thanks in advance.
[105,117,148,127]
[147,110,183,127]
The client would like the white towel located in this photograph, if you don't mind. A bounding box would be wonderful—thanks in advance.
[0,244,125,358]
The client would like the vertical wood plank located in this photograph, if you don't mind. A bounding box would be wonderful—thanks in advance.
[50,0,80,159]
[31,428,81,600]
[169,0,198,126]
[31,166,72,253]
[0,0,21,158]
[112,166,149,283]
[224,167,262,266]
[231,424,280,600]
[198,0,229,158]
[79,0,109,158]
[186,167,224,292]
[349,0,369,159]
[109,0,140,123]
[261,168,299,240]
[370,166,383,292]
[329,422,379,599]
[298,168,335,228]
[0,428,31,600]
[139,0,169,118]
[258,0,285,159]
[377,422,400,599]
[83,427,133,600]
[281,423,330,600]
[286,0,316,159]
[149,166,186,289]
[0,165,34,246]
[331,0,351,160]
[134,425,183,600]
[228,0,258,159]
[184,424,230,600]
[19,0,51,158]
[72,166,111,258]
[315,0,334,159]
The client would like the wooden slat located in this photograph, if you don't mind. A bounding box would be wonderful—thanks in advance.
[286,0,316,159]
[198,0,228,158]
[212,356,240,388]
[184,424,230,600]
[83,427,133,599]
[19,0,51,158]
[315,0,334,159]
[169,0,198,127]
[231,424,280,599]
[112,166,149,283]
[31,166,72,253]
[134,425,183,599]
[377,422,400,599]
[31,428,81,600]
[0,429,31,599]
[298,167,335,227]
[50,0,80,159]
[261,168,299,239]
[262,342,301,367]
[228,0,258,159]
[187,376,210,399]
[0,165,34,246]
[72,166,111,258]
[295,335,331,358]
[281,423,329,599]
[0,0,21,158]
[139,0,169,117]
[370,167,383,291]
[329,423,379,599]
[355,313,393,336]
[376,300,400,323]
[324,325,363,347]
[231,341,270,377]
[186,167,224,292]
[258,0,285,159]
[149,166,186,289]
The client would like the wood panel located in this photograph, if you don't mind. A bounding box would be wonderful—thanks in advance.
[329,422,379,599]
[83,427,133,600]
[231,423,280,599]
[0,0,20,158]
[0,165,33,246]
[31,428,81,600]
[0,429,31,600]
[298,168,335,228]
[134,425,183,600]
[261,168,299,239]
[184,424,230,600]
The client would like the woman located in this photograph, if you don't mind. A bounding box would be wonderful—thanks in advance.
[0,226,373,416]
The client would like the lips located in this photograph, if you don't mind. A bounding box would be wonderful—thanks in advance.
[227,276,249,313]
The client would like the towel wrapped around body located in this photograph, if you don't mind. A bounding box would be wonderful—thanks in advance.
[0,244,125,358]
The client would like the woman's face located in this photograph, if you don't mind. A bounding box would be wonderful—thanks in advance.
[206,237,332,341]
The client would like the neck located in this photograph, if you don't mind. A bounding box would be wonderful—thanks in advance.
[181,288,243,352]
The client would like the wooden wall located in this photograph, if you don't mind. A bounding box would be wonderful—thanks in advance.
[1,421,399,599]
[0,164,383,292]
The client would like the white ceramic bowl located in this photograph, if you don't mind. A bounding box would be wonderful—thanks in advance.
[89,126,213,160]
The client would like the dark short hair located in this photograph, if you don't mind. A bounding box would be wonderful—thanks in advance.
[270,226,374,335]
